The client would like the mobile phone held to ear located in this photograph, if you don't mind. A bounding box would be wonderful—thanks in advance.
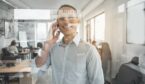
[57,24,59,28]
[54,23,60,37]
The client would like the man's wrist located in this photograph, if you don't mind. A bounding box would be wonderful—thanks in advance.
[46,39,56,45]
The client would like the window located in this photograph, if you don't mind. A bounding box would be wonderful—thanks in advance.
[17,21,51,47]
[35,22,47,42]
[14,9,51,20]
[91,18,95,40]
[95,13,105,41]
[14,9,56,47]
[86,13,105,42]
[127,2,145,44]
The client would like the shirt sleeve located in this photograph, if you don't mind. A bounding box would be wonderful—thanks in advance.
[39,55,51,71]
[34,50,51,72]
[86,46,104,84]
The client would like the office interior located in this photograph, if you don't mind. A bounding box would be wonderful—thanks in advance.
[0,0,145,84]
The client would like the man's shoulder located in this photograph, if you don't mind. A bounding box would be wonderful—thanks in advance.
[79,40,93,46]
[78,40,94,50]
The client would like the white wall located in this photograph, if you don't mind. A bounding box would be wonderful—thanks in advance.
[82,0,145,78]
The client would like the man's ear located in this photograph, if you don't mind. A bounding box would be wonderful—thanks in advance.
[78,19,80,23]
[75,18,80,24]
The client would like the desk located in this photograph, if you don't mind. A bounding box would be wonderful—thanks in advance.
[19,51,31,60]
[0,61,31,84]
[0,61,31,73]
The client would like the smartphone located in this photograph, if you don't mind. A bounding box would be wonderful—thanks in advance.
[47,22,59,39]
[54,23,60,36]
[57,24,59,28]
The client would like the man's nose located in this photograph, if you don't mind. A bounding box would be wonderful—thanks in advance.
[63,18,69,25]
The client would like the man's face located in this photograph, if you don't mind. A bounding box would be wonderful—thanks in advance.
[57,7,80,36]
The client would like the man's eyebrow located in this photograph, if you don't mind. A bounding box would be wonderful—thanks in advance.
[58,13,78,17]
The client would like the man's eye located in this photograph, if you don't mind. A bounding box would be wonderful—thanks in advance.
[59,17,65,20]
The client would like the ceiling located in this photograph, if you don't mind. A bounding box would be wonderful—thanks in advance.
[3,0,93,11]
[2,0,104,18]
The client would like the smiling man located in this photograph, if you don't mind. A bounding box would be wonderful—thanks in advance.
[35,4,104,84]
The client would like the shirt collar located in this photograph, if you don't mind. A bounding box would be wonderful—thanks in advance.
[59,33,80,47]
[72,33,80,46]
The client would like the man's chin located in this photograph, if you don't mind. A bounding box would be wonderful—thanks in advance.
[64,27,72,29]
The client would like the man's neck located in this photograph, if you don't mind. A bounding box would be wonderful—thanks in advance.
[63,33,76,44]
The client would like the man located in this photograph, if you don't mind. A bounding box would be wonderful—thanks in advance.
[35,4,104,84]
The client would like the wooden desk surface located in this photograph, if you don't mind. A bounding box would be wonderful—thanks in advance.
[0,61,31,73]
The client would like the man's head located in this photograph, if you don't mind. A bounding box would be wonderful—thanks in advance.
[57,4,80,36]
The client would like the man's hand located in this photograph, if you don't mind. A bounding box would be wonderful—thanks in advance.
[48,22,60,45]
[35,22,60,67]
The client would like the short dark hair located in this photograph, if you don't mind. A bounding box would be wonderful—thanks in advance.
[37,42,43,48]
[11,40,16,46]
[131,57,139,65]
[57,4,77,14]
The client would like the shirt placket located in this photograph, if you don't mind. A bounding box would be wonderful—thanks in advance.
[60,45,69,84]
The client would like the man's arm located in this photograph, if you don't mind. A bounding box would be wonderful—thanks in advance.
[87,46,104,84]
[35,40,54,67]
[35,22,60,67]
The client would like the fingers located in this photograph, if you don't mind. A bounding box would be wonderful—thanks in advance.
[52,22,59,38]
[55,31,60,38]
[51,31,60,43]
[51,22,60,42]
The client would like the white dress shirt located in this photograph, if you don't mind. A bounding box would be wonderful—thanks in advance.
[35,34,104,84]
